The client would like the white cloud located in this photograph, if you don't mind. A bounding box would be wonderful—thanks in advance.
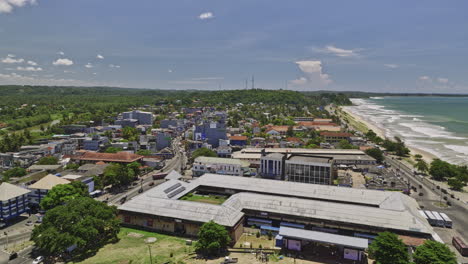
[191,77,224,81]
[0,0,37,14]
[2,56,24,63]
[85,63,93,68]
[419,76,431,82]
[96,54,104,59]
[7,54,15,57]
[199,12,214,20]
[168,69,173,73]
[289,60,332,88]
[437,77,449,84]
[384,64,398,69]
[0,72,105,86]
[16,66,42,71]
[314,45,360,58]
[27,60,37,66]
[92,72,97,75]
[109,64,120,68]
[53,58,73,66]
[58,51,65,56]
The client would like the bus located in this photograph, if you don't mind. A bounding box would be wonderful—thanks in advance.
[418,210,428,222]
[423,210,437,226]
[439,212,453,228]
[152,172,168,180]
[452,236,468,257]
[431,211,445,227]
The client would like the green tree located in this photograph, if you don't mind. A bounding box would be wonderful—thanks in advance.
[286,125,294,137]
[122,126,139,141]
[429,159,457,181]
[447,177,464,191]
[195,221,231,256]
[338,139,356,149]
[415,159,429,174]
[105,146,123,153]
[127,161,141,176]
[32,197,120,257]
[413,240,457,264]
[365,148,384,163]
[414,154,423,161]
[65,163,80,171]
[191,147,217,161]
[2,167,27,182]
[136,149,152,155]
[368,232,409,264]
[103,163,134,186]
[37,156,59,165]
[40,181,89,210]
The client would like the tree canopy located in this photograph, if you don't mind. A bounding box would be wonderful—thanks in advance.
[103,162,140,187]
[40,181,89,210]
[368,232,409,264]
[32,197,120,257]
[37,156,59,165]
[413,240,457,264]
[1,167,26,182]
[191,147,217,161]
[195,221,231,256]
[365,148,384,163]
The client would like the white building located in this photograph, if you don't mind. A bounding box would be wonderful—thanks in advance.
[192,156,249,177]
[0,183,30,222]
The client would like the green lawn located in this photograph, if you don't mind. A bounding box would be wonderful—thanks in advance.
[72,228,195,264]
[179,193,227,205]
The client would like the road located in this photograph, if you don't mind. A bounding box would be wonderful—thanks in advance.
[385,156,468,262]
[107,136,187,206]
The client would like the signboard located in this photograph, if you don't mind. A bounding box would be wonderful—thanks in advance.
[344,248,359,261]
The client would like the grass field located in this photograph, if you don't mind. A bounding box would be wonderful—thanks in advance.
[180,193,227,205]
[72,228,195,264]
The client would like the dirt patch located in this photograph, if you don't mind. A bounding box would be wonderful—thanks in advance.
[127,232,144,238]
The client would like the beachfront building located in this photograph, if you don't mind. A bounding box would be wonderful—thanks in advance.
[192,156,249,177]
[0,183,31,223]
[320,132,354,143]
[118,174,437,253]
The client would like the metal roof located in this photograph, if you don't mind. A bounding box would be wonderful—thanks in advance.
[118,174,434,235]
[0,182,30,201]
[279,226,368,249]
[194,156,249,167]
[28,174,70,190]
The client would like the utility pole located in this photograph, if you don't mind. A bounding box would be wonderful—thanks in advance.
[148,245,153,264]
[251,75,255,89]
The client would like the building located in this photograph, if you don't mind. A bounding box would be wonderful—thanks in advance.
[285,155,334,185]
[192,156,249,177]
[0,183,30,223]
[115,119,138,128]
[28,174,71,206]
[259,153,286,180]
[118,174,436,248]
[216,145,232,158]
[83,135,109,151]
[194,122,228,148]
[77,163,110,176]
[61,174,95,193]
[229,135,248,146]
[122,110,154,125]
[297,121,341,132]
[293,117,315,122]
[155,131,172,151]
[71,151,143,165]
[320,132,354,143]
[233,148,376,169]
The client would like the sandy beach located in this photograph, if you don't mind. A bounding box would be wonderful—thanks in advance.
[340,106,438,163]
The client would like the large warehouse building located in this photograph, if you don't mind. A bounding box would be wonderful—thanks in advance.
[119,174,436,251]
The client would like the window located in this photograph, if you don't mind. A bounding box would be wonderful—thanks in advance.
[124,215,131,223]
[146,218,154,227]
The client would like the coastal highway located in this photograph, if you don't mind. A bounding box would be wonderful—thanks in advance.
[385,156,468,245]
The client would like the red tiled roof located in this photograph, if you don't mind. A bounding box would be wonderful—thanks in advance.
[229,135,248,141]
[320,132,353,137]
[72,151,143,163]
[298,121,338,127]
[286,137,303,143]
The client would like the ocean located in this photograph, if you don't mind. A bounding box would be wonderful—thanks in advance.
[346,96,468,165]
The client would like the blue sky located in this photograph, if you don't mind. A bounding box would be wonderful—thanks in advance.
[1,0,468,92]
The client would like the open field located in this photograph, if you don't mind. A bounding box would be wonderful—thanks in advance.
[180,193,227,205]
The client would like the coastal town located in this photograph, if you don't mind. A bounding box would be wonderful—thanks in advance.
[0,89,466,264]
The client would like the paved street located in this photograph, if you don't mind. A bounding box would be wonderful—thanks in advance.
[385,156,468,263]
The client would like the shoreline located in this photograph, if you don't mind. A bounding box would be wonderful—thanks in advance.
[340,106,438,163]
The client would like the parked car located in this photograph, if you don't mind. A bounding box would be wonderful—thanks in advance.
[32,256,44,264]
